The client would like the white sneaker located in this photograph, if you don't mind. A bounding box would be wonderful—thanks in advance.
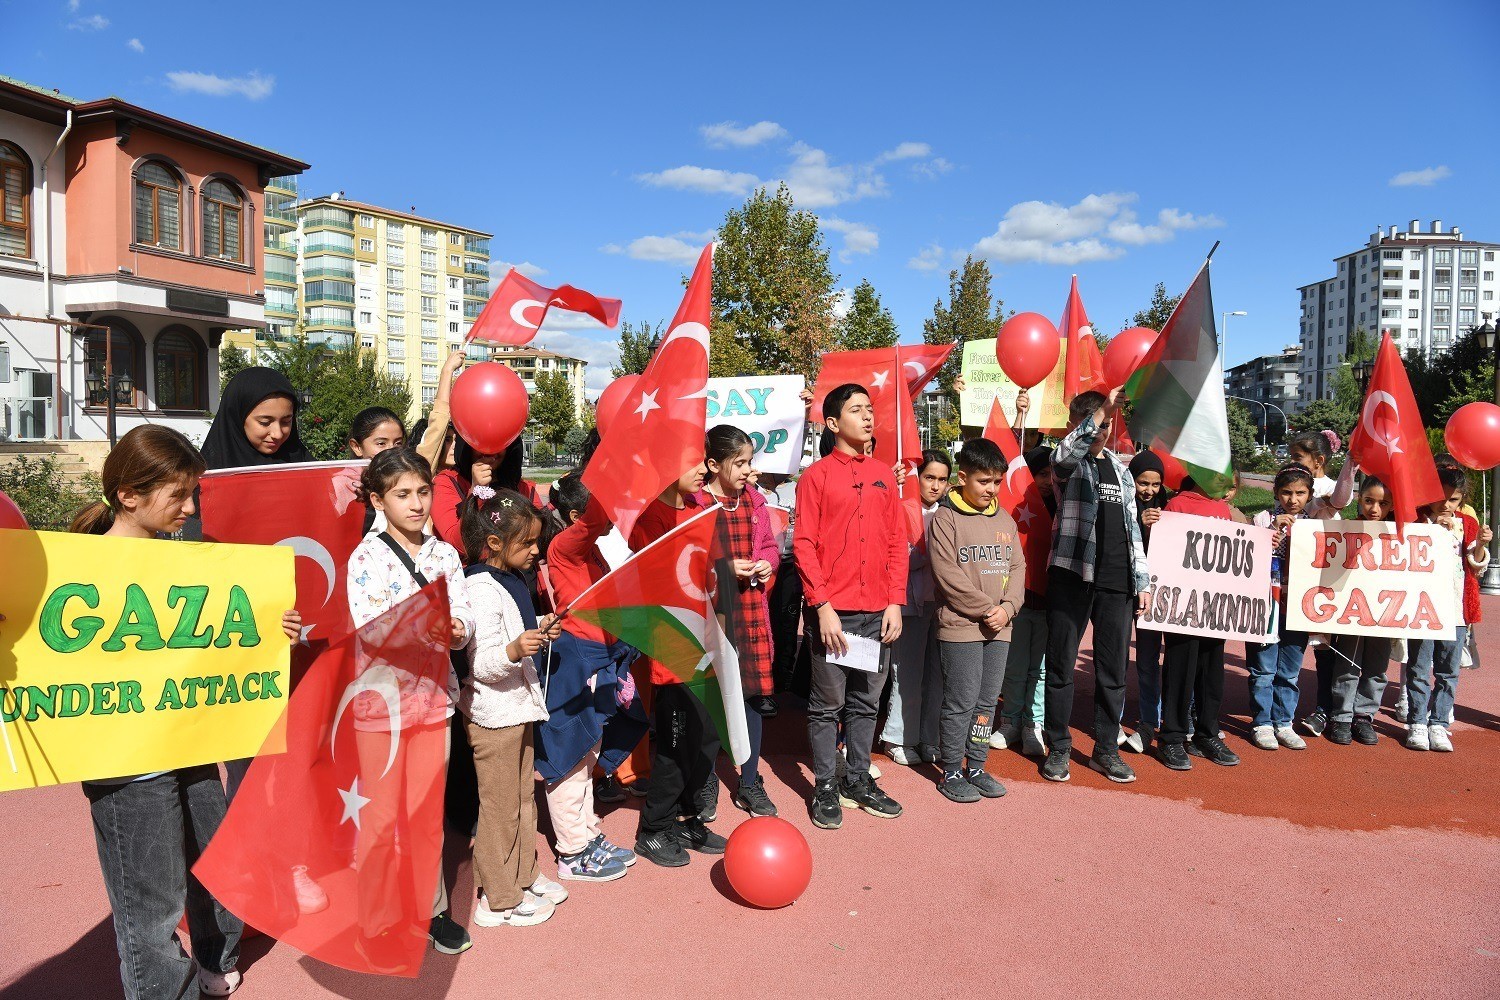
[1393,691,1409,724]
[529,874,568,904]
[1121,729,1147,754]
[989,723,1021,750]
[1021,724,1047,758]
[196,967,242,997]
[1428,725,1453,752]
[291,865,328,915]
[884,743,920,766]
[1406,724,1430,751]
[474,891,555,927]
[1275,726,1306,750]
[1251,725,1278,751]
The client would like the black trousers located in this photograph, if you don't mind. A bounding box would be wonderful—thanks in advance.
[1313,645,1335,714]
[1159,633,1226,745]
[638,684,719,835]
[1044,568,1133,753]
[769,557,806,694]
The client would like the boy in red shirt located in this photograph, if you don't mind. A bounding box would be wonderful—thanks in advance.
[795,384,908,830]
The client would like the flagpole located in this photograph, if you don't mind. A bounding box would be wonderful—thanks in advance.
[895,343,906,499]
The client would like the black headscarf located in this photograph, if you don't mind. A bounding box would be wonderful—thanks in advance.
[201,367,312,470]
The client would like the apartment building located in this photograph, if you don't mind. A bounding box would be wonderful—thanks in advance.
[488,344,588,421]
[1224,344,1300,434]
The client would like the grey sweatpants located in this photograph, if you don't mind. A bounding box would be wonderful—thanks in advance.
[807,610,890,785]
[939,638,1010,770]
[1330,634,1392,723]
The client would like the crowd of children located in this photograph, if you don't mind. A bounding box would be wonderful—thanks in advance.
[8,361,1492,999]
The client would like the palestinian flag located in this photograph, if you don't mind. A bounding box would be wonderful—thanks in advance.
[565,504,750,764]
[1124,262,1234,497]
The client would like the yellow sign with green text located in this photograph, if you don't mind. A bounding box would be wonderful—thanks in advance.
[0,530,294,791]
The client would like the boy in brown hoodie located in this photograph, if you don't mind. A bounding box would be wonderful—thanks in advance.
[927,437,1025,803]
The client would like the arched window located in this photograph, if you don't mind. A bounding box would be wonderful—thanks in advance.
[0,141,31,259]
[133,161,181,250]
[202,178,242,262]
[154,328,204,410]
[84,321,145,408]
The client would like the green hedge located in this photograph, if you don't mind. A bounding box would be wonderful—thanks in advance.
[0,455,103,532]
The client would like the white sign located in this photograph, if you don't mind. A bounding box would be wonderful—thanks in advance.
[706,375,807,476]
[1139,511,1277,642]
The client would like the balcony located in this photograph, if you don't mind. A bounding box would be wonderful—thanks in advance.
[463,301,484,320]
[306,316,356,332]
[463,260,490,277]
[303,239,354,257]
[264,264,297,285]
[305,330,355,349]
[463,280,489,299]
[266,175,299,196]
[303,258,355,281]
[302,207,354,232]
[464,237,490,257]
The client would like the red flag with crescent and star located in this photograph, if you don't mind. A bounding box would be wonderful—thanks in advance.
[811,343,955,475]
[1059,275,1108,401]
[200,460,367,643]
[194,579,454,977]
[981,397,1041,519]
[1348,331,1444,526]
[582,244,712,541]
[466,268,623,347]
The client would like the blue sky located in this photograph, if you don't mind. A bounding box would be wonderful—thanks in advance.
[9,0,1499,396]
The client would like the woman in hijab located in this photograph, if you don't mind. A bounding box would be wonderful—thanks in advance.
[1123,448,1170,754]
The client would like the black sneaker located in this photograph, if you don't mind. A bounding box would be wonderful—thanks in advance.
[627,776,650,798]
[1352,717,1379,746]
[595,774,627,804]
[731,775,778,817]
[839,774,903,818]
[695,774,719,822]
[676,817,727,854]
[1089,751,1137,783]
[1325,720,1352,745]
[749,695,778,717]
[428,912,472,955]
[1301,709,1328,737]
[1159,741,1192,771]
[965,767,1007,798]
[938,770,981,803]
[1041,748,1071,782]
[634,827,689,868]
[809,779,843,830]
[1191,733,1240,766]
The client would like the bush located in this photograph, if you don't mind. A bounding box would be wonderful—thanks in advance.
[532,441,556,466]
[0,454,103,531]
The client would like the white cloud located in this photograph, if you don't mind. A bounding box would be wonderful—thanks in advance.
[68,13,108,29]
[781,142,886,209]
[528,329,621,394]
[971,192,1222,265]
[67,0,80,11]
[497,260,547,279]
[912,156,953,180]
[636,165,760,196]
[831,288,854,321]
[875,142,930,163]
[907,243,946,272]
[600,234,704,264]
[1389,165,1451,187]
[126,37,145,53]
[821,217,879,262]
[700,120,786,148]
[165,70,275,100]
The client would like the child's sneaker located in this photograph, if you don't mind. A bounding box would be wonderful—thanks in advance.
[1274,726,1306,750]
[1405,724,1430,751]
[809,779,844,830]
[1325,720,1352,745]
[1121,728,1147,754]
[938,770,981,803]
[634,827,689,867]
[588,835,637,868]
[965,767,1006,798]
[1428,725,1454,752]
[1299,709,1327,737]
[1021,724,1047,758]
[1392,690,1409,724]
[731,775,778,817]
[594,775,627,804]
[557,843,628,882]
[529,874,568,904]
[427,912,472,955]
[883,742,921,766]
[676,817,728,854]
[291,864,328,914]
[196,967,242,997]
[1041,747,1071,781]
[473,891,555,928]
[695,774,719,822]
[1251,725,1278,750]
[989,722,1021,750]
[1089,751,1137,783]
[1352,717,1379,745]
[839,774,902,818]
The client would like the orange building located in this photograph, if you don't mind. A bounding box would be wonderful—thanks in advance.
[0,76,307,443]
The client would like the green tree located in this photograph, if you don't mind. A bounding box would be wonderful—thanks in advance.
[712,184,838,377]
[260,335,412,460]
[563,424,588,459]
[836,279,898,351]
[1129,282,1182,332]
[1292,397,1356,442]
[219,343,251,392]
[530,370,577,450]
[1227,399,1261,471]
[612,320,660,377]
[922,255,1006,421]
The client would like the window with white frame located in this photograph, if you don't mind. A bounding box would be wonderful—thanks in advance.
[422,386,437,405]
[386,315,405,334]
[1460,308,1476,326]
[421,250,437,270]
[360,335,375,350]
[1408,309,1419,319]
[449,253,460,266]
[387,291,405,311]
[358,287,372,303]
[358,214,374,228]
[360,238,374,252]
[421,273,437,293]
[448,277,459,290]
[388,361,405,378]
[1459,288,1477,304]
[422,364,438,384]
[386,267,402,287]
[1434,308,1451,324]
[449,232,462,246]
[449,322,460,334]
[387,244,405,266]
[421,296,437,314]
[1460,249,1477,266]
[422,320,437,338]
[387,222,405,241]
[387,339,406,359]
[1461,269,1477,285]
[1435,288,1451,303]
[359,311,373,324]
[421,228,437,249]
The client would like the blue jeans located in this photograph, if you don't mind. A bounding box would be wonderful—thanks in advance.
[1001,606,1047,725]
[1247,628,1308,728]
[84,766,242,1000]
[881,605,941,750]
[1405,628,1466,727]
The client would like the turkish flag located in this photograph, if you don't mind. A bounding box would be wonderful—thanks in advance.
[194,580,453,977]
[200,461,367,642]
[1348,331,1444,526]
[812,343,955,476]
[582,244,712,541]
[982,397,1041,520]
[1059,275,1107,401]
[466,269,623,347]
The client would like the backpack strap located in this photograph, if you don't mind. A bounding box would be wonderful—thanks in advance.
[376,532,431,588]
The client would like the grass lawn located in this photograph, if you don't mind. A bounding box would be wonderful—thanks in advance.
[524,466,573,485]
[1233,485,1273,518]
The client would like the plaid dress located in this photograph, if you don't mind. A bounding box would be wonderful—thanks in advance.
[701,488,779,698]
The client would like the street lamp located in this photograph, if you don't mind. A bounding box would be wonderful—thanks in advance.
[1351,357,1375,395]
[1221,310,1247,364]
[1476,314,1500,595]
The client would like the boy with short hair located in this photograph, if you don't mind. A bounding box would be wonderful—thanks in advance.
[1043,388,1150,784]
[926,438,1024,802]
[795,383,908,830]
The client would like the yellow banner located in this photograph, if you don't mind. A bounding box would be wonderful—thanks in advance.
[959,337,1069,430]
[0,530,294,791]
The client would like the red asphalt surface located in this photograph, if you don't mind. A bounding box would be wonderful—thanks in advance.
[4,608,1499,1000]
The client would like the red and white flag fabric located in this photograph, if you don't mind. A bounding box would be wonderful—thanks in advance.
[200,460,367,642]
[811,343,955,474]
[194,580,453,977]
[466,269,623,347]
[1059,275,1107,401]
[981,397,1041,519]
[1348,331,1444,526]
[582,244,712,541]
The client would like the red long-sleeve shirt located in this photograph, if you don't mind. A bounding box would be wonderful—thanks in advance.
[547,496,615,644]
[432,471,542,556]
[794,449,908,612]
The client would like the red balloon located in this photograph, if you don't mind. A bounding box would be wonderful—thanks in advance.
[0,489,27,530]
[1445,402,1500,471]
[723,816,812,909]
[595,374,641,440]
[1151,446,1189,491]
[449,362,529,454]
[1103,326,1159,389]
[995,312,1061,389]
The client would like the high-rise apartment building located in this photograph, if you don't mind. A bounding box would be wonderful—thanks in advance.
[488,344,589,421]
[1225,345,1301,433]
[1298,220,1499,405]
